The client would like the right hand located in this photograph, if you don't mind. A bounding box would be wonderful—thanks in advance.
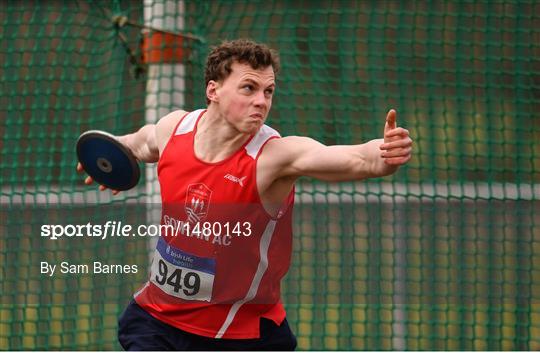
[76,162,120,195]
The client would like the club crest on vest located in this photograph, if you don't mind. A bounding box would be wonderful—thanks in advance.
[185,183,212,224]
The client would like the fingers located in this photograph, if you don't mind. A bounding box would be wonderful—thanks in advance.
[80,163,94,185]
[384,127,409,139]
[381,110,412,166]
[99,184,119,195]
[79,163,119,195]
[380,137,413,151]
[381,146,412,158]
[380,127,413,165]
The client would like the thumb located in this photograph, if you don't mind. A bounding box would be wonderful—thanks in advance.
[385,109,397,132]
[384,109,397,143]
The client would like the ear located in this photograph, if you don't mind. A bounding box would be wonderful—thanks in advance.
[206,80,219,103]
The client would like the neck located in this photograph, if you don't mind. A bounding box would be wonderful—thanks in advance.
[194,106,252,163]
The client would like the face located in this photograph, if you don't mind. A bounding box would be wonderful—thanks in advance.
[207,62,275,134]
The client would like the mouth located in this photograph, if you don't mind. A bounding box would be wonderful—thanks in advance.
[250,113,264,120]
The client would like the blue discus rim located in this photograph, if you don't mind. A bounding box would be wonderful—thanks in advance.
[76,130,140,191]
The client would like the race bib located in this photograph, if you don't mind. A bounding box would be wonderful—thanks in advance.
[150,238,215,302]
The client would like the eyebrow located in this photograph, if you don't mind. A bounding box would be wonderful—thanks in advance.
[241,78,275,88]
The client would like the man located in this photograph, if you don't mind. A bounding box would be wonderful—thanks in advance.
[77,39,412,350]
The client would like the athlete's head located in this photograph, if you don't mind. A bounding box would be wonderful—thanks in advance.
[204,39,280,105]
[205,39,280,134]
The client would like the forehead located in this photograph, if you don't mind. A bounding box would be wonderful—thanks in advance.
[227,62,275,83]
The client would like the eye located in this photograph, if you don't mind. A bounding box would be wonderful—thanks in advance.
[265,88,274,96]
[242,85,254,92]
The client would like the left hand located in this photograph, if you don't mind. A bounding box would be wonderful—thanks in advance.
[379,109,413,165]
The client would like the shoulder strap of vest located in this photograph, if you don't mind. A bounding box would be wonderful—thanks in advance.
[174,109,206,135]
[244,124,280,159]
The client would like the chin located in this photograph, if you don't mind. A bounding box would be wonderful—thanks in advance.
[244,120,264,134]
[247,127,261,135]
[243,124,262,135]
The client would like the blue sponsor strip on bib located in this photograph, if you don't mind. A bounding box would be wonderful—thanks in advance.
[157,238,216,275]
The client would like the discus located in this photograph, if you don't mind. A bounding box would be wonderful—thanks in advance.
[76,130,140,191]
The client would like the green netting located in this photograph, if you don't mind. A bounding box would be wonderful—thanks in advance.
[1,0,539,350]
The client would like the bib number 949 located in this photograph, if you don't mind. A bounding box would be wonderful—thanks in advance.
[154,259,200,296]
[150,240,215,302]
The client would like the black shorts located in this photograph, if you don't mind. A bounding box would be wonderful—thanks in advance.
[118,300,297,351]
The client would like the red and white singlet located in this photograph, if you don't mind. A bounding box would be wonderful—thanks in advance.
[133,109,295,339]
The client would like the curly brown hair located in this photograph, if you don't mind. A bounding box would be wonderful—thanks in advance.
[204,39,280,103]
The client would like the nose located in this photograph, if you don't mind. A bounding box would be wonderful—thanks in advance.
[253,90,267,108]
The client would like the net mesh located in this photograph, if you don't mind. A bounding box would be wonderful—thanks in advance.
[1,0,539,350]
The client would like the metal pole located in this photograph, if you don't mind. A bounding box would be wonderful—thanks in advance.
[143,0,185,258]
